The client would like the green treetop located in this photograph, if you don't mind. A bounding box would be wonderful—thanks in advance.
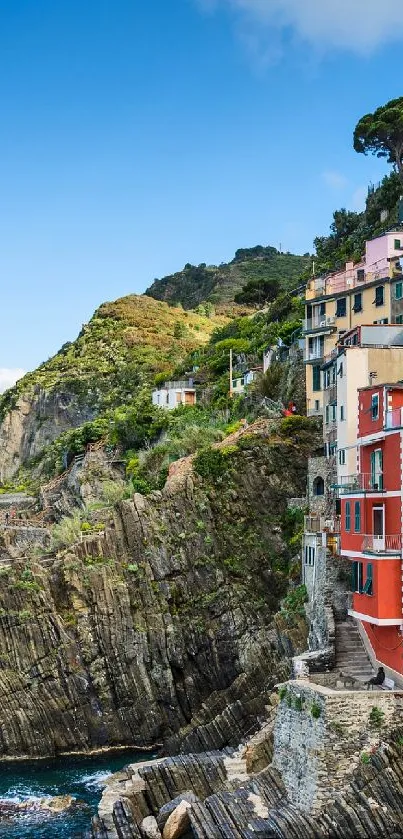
[353,97,403,185]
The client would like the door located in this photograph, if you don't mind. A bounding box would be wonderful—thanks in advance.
[370,449,383,490]
[373,506,385,551]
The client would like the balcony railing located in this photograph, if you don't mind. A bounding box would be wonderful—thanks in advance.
[307,407,323,417]
[324,384,337,404]
[385,407,403,429]
[304,515,341,534]
[362,534,402,554]
[304,316,337,333]
[307,257,395,299]
[304,348,324,362]
[337,473,384,493]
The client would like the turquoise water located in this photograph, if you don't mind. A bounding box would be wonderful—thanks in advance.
[0,750,152,838]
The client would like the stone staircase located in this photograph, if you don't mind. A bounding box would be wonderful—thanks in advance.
[335,618,375,682]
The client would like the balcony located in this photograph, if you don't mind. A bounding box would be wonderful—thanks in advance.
[304,515,341,534]
[337,473,384,494]
[385,407,403,429]
[304,348,324,363]
[307,407,323,417]
[362,534,402,555]
[324,384,337,404]
[303,316,337,334]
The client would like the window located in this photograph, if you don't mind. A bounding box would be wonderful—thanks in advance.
[352,560,363,593]
[339,362,343,378]
[395,281,403,300]
[340,405,345,421]
[325,405,329,425]
[395,239,401,250]
[304,546,315,567]
[353,292,362,313]
[397,315,403,324]
[338,449,345,465]
[374,286,384,306]
[354,502,361,533]
[356,268,365,282]
[336,298,347,317]
[370,449,383,490]
[362,563,373,596]
[314,399,320,411]
[345,501,351,531]
[371,393,379,420]
[313,476,324,496]
[312,366,321,392]
[331,404,337,423]
[319,302,326,316]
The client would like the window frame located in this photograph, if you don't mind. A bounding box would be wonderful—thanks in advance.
[345,501,351,532]
[374,285,384,307]
[371,393,379,421]
[353,292,363,313]
[354,501,361,533]
[395,281,403,300]
[336,297,347,318]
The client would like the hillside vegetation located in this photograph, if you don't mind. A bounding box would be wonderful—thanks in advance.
[145,246,311,310]
[0,295,229,423]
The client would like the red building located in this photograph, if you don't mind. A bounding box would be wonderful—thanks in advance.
[339,383,403,676]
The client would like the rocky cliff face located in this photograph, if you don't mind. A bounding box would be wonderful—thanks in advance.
[0,419,315,759]
[0,388,97,482]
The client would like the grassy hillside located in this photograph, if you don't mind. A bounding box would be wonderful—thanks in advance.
[145,246,311,310]
[0,295,229,422]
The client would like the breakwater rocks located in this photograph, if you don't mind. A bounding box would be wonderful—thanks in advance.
[0,420,316,758]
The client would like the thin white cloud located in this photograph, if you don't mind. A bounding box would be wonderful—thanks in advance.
[322,170,348,190]
[0,368,25,394]
[198,0,403,54]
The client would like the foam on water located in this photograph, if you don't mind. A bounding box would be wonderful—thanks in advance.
[0,750,152,838]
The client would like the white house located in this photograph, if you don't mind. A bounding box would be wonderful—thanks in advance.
[152,380,196,410]
[232,369,260,395]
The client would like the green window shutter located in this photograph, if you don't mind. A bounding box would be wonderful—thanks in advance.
[363,563,373,595]
[395,239,401,250]
[354,502,361,532]
[345,501,351,531]
[396,281,403,300]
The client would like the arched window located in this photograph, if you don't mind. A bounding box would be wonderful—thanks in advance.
[313,476,325,496]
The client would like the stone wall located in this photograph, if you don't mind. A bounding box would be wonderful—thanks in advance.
[273,680,403,812]
[307,455,335,518]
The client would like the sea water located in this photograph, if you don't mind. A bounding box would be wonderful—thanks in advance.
[0,750,152,838]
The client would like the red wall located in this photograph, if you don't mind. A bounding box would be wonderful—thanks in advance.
[358,387,384,437]
[362,622,403,675]
[353,557,401,621]
[361,434,401,492]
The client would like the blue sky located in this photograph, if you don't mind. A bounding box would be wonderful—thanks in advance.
[1,0,402,384]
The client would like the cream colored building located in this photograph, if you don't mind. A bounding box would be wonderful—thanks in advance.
[305,231,403,416]
[332,326,403,482]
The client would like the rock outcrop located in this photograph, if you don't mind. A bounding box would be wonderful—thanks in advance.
[0,388,96,482]
[0,419,316,759]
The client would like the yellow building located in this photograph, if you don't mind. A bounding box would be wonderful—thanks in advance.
[305,230,403,415]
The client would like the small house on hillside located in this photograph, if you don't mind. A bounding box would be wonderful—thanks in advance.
[232,368,260,395]
[152,380,196,410]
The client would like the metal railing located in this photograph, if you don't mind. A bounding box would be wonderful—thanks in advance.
[304,348,324,362]
[324,384,337,404]
[385,407,403,429]
[362,534,402,554]
[307,407,323,417]
[337,473,384,493]
[162,380,194,390]
[304,317,336,333]
[307,256,399,299]
[304,515,341,534]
